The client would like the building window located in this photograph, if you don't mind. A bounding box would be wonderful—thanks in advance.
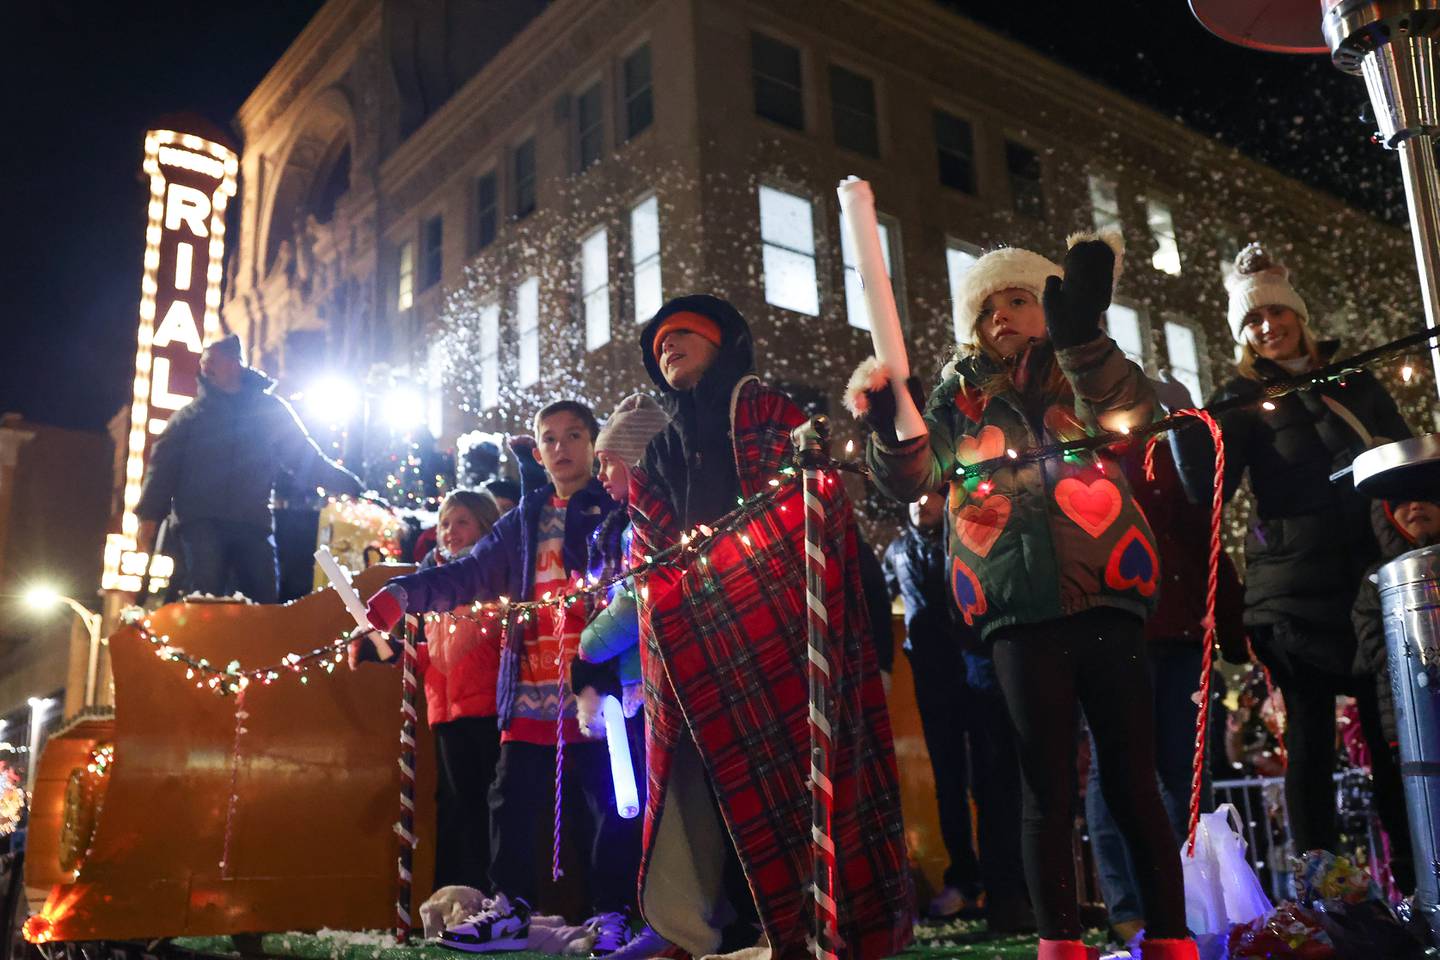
[1147,196,1182,275]
[1107,302,1148,369]
[513,138,536,219]
[752,32,804,131]
[1088,173,1120,230]
[474,171,498,251]
[1005,140,1044,219]
[839,211,901,331]
[397,240,415,311]
[758,185,819,316]
[421,215,443,290]
[830,65,878,157]
[517,277,540,387]
[946,242,980,344]
[581,227,610,351]
[934,110,975,194]
[577,82,604,171]
[1163,318,1205,405]
[479,303,500,410]
[631,195,662,322]
[623,45,653,140]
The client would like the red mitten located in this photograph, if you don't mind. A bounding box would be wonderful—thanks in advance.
[364,585,406,633]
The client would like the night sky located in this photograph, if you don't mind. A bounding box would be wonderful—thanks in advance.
[0,0,1401,434]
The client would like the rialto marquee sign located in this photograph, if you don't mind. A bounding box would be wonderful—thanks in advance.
[102,129,238,592]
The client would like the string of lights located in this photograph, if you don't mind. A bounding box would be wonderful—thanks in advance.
[949,324,1440,482]
[134,324,1438,695]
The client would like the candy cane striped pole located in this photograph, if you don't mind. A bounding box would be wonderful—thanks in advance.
[395,621,419,942]
[792,415,839,960]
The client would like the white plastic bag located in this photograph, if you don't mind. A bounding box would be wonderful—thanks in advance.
[1181,803,1273,937]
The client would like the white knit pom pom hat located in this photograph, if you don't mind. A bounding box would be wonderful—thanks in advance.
[1225,243,1309,342]
[952,226,1124,348]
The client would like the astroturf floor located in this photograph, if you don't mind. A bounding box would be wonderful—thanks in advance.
[170,918,1114,960]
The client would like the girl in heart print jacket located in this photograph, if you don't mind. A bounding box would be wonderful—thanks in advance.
[854,235,1160,642]
[849,229,1198,960]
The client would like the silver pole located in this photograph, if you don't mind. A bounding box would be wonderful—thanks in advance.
[1395,135,1440,397]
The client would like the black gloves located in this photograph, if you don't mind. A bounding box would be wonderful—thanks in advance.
[1042,239,1115,350]
[862,376,926,446]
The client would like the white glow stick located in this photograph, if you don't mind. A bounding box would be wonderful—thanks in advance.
[601,694,640,819]
[315,546,393,660]
[837,176,928,441]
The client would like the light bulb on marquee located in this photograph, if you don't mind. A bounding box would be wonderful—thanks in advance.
[101,129,237,593]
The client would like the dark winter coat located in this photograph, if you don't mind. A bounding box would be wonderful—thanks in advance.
[857,534,896,673]
[1171,342,1412,630]
[1121,441,1247,661]
[136,368,361,530]
[867,338,1160,640]
[630,304,911,959]
[1351,501,1433,745]
[387,478,618,730]
[638,294,750,528]
[882,523,955,654]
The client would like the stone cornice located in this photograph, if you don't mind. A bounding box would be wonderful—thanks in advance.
[377,0,649,196]
[236,0,376,138]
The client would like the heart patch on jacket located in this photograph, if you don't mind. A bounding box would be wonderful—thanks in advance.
[1054,477,1122,538]
[956,494,1011,558]
[1104,525,1158,597]
[950,556,988,626]
[955,425,1006,466]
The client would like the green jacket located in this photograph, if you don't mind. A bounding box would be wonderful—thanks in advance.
[867,336,1160,640]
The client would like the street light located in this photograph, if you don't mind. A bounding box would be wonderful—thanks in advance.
[24,585,105,710]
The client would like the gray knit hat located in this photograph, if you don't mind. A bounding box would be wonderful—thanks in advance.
[595,394,670,466]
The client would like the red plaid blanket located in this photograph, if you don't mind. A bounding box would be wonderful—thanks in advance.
[631,379,912,959]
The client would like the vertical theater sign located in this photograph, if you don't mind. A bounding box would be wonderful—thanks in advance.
[101,130,238,592]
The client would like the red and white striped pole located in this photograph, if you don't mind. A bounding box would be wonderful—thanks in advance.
[396,621,419,942]
[793,415,839,960]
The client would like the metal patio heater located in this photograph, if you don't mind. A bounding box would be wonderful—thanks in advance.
[1191,1,1440,938]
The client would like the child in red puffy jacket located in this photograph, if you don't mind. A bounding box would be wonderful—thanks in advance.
[418,489,503,890]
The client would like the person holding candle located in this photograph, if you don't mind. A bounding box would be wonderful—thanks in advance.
[850,230,1196,960]
[628,295,912,960]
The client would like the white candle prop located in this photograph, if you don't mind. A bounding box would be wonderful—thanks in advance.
[837,176,928,441]
[602,694,641,819]
[316,546,393,661]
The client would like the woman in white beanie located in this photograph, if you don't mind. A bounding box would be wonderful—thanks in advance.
[849,231,1195,960]
[1172,243,1415,891]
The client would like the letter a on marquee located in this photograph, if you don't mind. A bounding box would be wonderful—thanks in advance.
[153,300,203,353]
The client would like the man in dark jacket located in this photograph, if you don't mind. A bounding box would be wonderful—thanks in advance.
[883,491,1030,931]
[135,335,360,602]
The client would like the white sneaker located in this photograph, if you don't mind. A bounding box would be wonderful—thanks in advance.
[439,893,532,953]
[586,910,631,958]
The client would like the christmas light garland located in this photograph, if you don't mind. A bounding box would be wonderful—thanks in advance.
[134,324,1438,696]
[949,323,1440,483]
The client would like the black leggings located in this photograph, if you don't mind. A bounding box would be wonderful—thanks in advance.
[991,607,1187,940]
